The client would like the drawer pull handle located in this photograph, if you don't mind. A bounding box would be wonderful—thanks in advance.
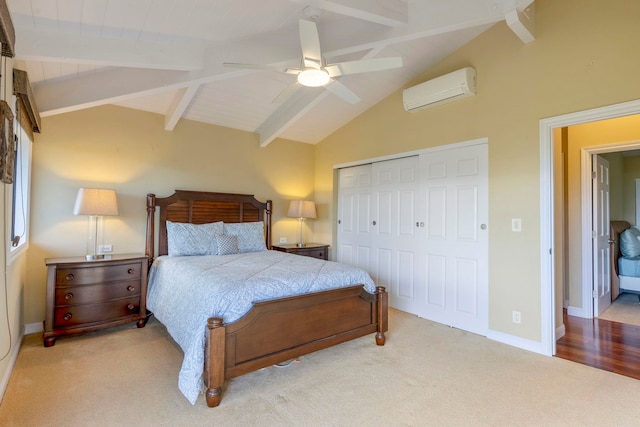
[63,313,72,321]
[64,293,74,300]
[127,304,135,311]
[65,273,75,281]
[128,268,135,274]
[127,285,135,292]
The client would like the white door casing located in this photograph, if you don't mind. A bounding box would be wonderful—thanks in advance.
[592,154,611,316]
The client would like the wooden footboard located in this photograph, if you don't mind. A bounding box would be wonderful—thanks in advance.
[204,285,388,407]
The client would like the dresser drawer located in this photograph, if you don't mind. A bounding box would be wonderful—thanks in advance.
[53,296,141,328]
[56,262,142,286]
[54,280,141,306]
[295,248,328,260]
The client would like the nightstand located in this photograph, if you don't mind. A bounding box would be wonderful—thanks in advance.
[43,254,149,347]
[272,243,329,260]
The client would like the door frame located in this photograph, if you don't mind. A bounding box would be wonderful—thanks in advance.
[579,143,640,320]
[540,99,640,356]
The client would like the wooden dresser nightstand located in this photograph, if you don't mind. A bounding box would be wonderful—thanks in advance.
[272,243,329,260]
[43,254,149,347]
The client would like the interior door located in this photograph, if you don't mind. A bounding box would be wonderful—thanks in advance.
[337,164,373,271]
[418,143,489,335]
[371,156,420,314]
[593,154,611,316]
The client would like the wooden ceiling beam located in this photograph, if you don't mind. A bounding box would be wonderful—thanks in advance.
[288,0,408,27]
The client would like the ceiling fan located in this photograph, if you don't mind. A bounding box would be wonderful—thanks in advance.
[224,18,403,104]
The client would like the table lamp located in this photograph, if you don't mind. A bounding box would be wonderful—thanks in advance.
[287,200,316,248]
[73,188,119,260]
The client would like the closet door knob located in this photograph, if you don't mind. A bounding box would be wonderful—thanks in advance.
[372,221,377,226]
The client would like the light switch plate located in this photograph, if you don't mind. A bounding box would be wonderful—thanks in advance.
[511,219,522,232]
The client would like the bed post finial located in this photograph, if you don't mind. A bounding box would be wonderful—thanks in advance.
[266,200,273,250]
[146,194,156,268]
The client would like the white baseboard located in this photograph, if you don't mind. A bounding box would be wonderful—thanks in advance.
[556,323,566,340]
[567,305,587,318]
[486,329,547,355]
[24,322,42,335]
[0,332,23,404]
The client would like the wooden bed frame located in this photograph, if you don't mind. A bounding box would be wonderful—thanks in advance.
[145,190,388,407]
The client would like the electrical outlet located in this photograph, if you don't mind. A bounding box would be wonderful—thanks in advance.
[512,310,521,324]
[279,237,287,244]
[99,244,113,253]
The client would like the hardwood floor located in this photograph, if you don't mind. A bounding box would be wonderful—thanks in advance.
[556,310,640,380]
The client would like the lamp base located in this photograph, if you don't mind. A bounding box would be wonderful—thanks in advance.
[86,254,105,261]
[296,243,306,248]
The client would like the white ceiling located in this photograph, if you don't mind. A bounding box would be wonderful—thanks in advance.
[7,0,535,146]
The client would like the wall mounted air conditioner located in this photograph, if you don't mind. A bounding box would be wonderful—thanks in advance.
[402,67,476,112]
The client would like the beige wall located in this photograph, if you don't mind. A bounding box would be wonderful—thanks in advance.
[314,0,640,342]
[25,105,316,324]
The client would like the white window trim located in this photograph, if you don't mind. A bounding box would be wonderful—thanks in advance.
[6,118,32,265]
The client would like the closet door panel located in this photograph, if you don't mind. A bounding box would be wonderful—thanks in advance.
[418,143,488,335]
[372,156,420,314]
[337,164,373,268]
[454,258,478,316]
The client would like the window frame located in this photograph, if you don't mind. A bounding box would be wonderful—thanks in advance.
[7,110,32,265]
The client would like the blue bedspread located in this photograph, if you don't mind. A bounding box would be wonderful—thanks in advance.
[147,250,376,404]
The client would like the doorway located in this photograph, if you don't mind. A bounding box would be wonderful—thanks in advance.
[540,99,640,356]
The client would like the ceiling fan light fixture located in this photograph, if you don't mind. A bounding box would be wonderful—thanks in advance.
[297,68,330,87]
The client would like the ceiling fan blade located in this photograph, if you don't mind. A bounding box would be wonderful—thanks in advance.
[325,57,403,77]
[324,79,360,104]
[273,81,302,104]
[299,19,322,69]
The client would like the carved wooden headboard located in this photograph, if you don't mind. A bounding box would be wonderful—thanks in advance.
[145,190,272,264]
[610,220,631,301]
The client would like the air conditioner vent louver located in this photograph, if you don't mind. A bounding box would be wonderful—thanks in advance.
[403,67,476,112]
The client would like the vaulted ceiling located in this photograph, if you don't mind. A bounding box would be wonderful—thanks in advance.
[8,0,535,146]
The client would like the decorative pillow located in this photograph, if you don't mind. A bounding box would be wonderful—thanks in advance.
[620,226,640,258]
[166,221,223,256]
[216,235,239,255]
[223,221,267,253]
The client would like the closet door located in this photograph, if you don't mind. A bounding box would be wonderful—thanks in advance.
[371,156,421,314]
[418,144,488,335]
[337,164,373,271]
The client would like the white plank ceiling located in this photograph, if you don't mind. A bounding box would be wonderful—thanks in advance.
[7,0,535,145]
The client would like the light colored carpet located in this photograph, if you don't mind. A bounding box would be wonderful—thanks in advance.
[3,309,640,426]
[599,292,640,326]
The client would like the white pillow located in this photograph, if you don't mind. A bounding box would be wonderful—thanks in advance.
[223,221,267,253]
[166,221,223,256]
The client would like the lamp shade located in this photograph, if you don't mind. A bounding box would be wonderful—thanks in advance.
[287,200,316,219]
[73,188,119,216]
